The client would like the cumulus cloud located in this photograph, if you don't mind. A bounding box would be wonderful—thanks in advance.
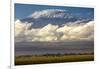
[15,19,94,42]
[57,21,94,40]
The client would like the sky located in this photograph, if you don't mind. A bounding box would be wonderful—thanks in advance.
[15,3,94,42]
[15,3,94,20]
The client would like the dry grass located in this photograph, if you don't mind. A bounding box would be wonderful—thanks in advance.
[15,54,94,65]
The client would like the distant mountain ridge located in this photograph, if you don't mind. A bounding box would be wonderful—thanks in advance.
[20,9,93,28]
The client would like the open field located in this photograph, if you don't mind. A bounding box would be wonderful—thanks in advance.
[15,54,94,65]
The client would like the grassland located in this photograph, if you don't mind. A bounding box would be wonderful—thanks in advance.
[15,54,94,65]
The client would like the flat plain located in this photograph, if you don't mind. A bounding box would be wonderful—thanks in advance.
[15,54,94,65]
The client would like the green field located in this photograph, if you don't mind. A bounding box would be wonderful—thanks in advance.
[15,54,94,65]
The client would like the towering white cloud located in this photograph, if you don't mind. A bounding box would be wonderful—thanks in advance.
[15,20,94,42]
